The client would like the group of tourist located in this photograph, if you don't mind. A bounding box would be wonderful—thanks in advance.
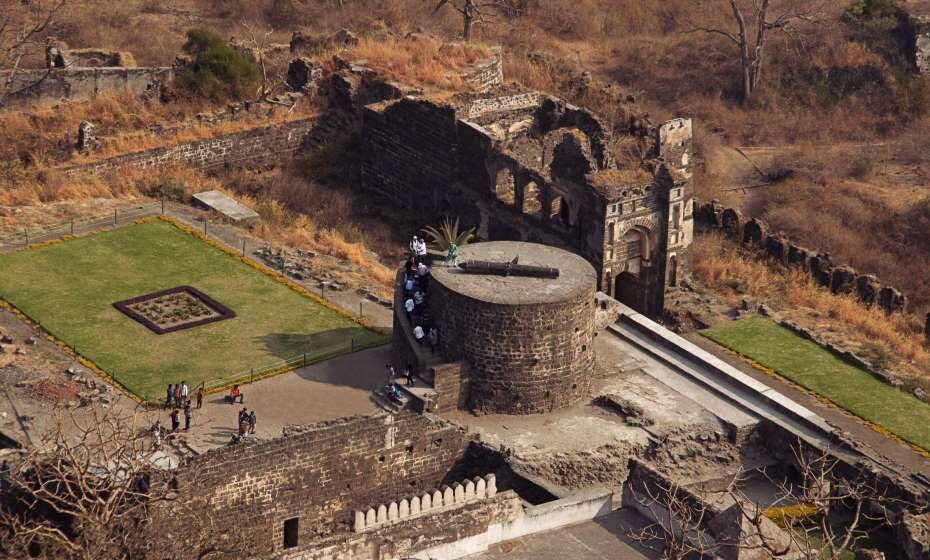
[403,256,439,351]
[165,381,204,410]
[383,363,416,402]
[237,407,257,440]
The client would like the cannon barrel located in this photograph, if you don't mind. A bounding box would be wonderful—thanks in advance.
[458,260,560,278]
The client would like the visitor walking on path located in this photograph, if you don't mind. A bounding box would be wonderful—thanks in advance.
[248,411,256,435]
[180,381,189,405]
[386,364,396,387]
[196,385,204,409]
[403,364,415,387]
[184,402,193,431]
[173,385,181,408]
[170,409,180,433]
[165,384,174,410]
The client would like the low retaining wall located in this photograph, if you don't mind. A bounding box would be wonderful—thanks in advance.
[409,487,615,560]
[695,200,908,315]
[4,66,173,109]
[63,118,319,176]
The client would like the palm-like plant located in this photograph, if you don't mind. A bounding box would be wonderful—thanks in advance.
[421,217,475,252]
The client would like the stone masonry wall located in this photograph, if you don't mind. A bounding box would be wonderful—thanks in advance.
[459,92,543,122]
[430,280,596,415]
[460,46,505,93]
[151,412,470,559]
[280,491,521,560]
[63,118,320,177]
[3,67,173,109]
[695,201,908,314]
[360,97,459,211]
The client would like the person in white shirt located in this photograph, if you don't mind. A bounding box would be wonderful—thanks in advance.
[180,381,189,403]
[415,238,428,262]
[413,325,425,342]
[405,298,415,314]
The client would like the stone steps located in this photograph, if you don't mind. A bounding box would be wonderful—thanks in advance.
[371,388,409,414]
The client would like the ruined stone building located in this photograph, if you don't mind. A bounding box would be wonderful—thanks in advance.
[353,60,693,315]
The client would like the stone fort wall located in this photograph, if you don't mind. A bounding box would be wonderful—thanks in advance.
[695,200,908,314]
[151,412,471,559]
[3,66,173,110]
[63,117,323,177]
[429,280,596,415]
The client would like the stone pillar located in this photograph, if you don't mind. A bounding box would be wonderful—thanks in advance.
[77,121,99,152]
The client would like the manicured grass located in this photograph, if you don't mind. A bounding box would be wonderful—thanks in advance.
[0,220,388,403]
[702,317,930,451]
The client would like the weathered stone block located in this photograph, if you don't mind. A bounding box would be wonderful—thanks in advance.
[878,287,907,314]
[742,217,766,245]
[721,208,743,239]
[764,233,789,262]
[855,274,881,307]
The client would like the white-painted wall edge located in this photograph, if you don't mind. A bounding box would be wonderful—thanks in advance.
[408,488,614,560]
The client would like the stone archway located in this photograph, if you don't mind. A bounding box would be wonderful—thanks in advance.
[494,167,515,205]
[559,197,572,226]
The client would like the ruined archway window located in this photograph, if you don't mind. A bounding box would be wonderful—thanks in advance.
[668,255,678,287]
[607,222,616,245]
[559,198,571,226]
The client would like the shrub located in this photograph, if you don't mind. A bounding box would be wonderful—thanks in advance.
[174,29,258,101]
[145,176,188,201]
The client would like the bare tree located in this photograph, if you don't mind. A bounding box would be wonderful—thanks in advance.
[241,23,277,101]
[626,470,722,559]
[0,404,216,560]
[0,0,67,107]
[433,0,523,41]
[691,0,821,103]
[627,444,912,560]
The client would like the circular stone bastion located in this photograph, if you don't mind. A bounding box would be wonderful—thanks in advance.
[430,241,597,415]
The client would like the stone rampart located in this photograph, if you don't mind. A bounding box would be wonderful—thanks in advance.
[458,91,543,121]
[353,474,497,532]
[695,200,908,315]
[460,46,504,93]
[63,118,320,176]
[3,66,173,110]
[151,412,471,559]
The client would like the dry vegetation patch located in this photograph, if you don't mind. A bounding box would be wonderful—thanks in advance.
[693,234,929,383]
[336,35,493,92]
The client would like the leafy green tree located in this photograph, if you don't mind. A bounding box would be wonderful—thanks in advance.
[174,29,258,101]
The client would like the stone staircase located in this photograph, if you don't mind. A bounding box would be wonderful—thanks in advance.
[371,374,438,414]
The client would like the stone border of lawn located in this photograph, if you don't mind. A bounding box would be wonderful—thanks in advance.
[113,285,236,334]
[700,321,930,458]
[0,216,390,407]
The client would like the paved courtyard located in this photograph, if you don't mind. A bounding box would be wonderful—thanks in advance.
[175,346,389,452]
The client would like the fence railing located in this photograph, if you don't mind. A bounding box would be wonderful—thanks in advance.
[0,202,165,249]
[197,334,385,397]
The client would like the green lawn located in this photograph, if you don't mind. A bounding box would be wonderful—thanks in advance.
[0,220,388,403]
[702,317,930,451]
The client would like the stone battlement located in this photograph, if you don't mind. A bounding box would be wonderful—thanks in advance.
[353,474,498,533]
